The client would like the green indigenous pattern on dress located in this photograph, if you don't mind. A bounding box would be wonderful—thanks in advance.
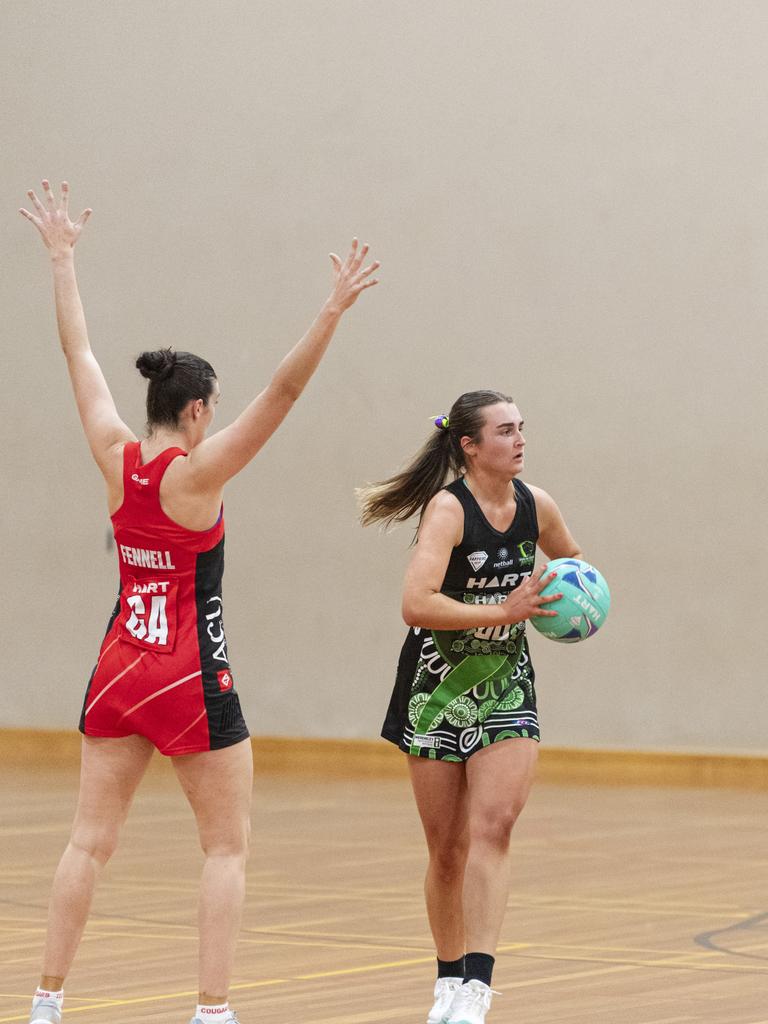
[381,476,541,761]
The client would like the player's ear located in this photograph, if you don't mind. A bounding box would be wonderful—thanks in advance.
[460,434,476,458]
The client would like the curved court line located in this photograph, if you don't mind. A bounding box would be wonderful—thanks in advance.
[694,909,768,961]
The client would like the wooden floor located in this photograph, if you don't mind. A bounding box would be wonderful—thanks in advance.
[3,759,768,1024]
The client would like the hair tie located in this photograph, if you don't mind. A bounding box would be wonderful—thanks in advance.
[432,415,450,429]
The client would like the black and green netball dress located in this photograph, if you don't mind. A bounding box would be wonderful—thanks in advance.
[382,476,540,761]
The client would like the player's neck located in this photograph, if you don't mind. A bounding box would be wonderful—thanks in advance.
[463,468,515,507]
[142,425,195,458]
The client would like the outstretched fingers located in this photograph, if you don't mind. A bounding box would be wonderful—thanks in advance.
[328,238,380,306]
[20,180,92,249]
[42,179,57,208]
[18,207,44,236]
[357,259,380,280]
[354,276,380,293]
[73,208,93,229]
[351,241,369,272]
[344,237,359,266]
[27,188,47,217]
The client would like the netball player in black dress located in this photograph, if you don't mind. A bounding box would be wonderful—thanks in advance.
[360,391,582,1024]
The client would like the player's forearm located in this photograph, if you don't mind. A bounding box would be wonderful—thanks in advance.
[50,251,91,359]
[268,300,342,402]
[403,592,512,630]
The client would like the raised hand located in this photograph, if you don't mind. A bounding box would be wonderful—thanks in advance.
[328,238,380,312]
[19,180,91,257]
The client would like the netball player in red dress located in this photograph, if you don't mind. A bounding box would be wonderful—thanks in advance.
[20,180,379,1024]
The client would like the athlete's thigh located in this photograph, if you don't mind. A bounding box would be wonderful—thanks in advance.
[172,738,253,851]
[464,737,538,825]
[408,755,469,850]
[73,734,155,835]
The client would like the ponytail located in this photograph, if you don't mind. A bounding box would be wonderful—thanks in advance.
[358,390,512,529]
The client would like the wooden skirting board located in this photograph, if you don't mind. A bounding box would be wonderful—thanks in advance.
[2,728,768,788]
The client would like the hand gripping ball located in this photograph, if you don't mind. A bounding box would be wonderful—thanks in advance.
[531,558,611,643]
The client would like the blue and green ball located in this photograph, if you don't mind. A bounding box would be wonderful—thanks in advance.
[531,558,611,643]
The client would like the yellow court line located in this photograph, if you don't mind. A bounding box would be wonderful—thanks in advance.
[0,945,531,1022]
[5,878,764,919]
[72,927,425,955]
[513,948,768,975]
[498,962,641,989]
[0,998,123,1005]
[516,938,768,962]
[0,980,288,1023]
[518,892,768,913]
[2,936,766,1023]
[3,938,757,1024]
[509,939,767,959]
[0,891,755,919]
[509,902,751,921]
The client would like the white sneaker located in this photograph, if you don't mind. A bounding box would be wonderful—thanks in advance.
[444,979,499,1024]
[427,977,463,1024]
[189,1015,238,1024]
[29,1002,61,1024]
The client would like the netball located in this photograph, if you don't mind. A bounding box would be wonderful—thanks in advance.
[531,558,611,643]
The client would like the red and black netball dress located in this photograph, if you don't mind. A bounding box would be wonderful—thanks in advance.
[79,442,249,755]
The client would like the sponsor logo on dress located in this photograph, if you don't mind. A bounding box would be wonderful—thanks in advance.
[217,670,233,692]
[493,545,517,569]
[467,550,488,571]
[466,571,534,590]
[131,473,149,485]
[517,540,536,566]
[412,734,441,749]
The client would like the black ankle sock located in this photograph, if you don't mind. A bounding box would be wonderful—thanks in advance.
[437,956,465,979]
[464,951,495,987]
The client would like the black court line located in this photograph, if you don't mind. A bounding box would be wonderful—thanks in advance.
[694,910,768,961]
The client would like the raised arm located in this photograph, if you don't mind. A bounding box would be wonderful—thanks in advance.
[401,491,561,629]
[19,181,136,474]
[185,239,380,491]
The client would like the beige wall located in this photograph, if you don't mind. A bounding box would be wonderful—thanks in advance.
[2,1,766,751]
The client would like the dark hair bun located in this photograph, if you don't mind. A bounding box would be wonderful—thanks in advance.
[136,348,177,382]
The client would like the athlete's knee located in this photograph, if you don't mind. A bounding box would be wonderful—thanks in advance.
[429,846,468,884]
[427,832,469,882]
[69,823,120,866]
[470,806,523,851]
[199,816,250,860]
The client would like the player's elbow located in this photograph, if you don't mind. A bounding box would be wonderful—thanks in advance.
[402,591,434,628]
[401,597,421,628]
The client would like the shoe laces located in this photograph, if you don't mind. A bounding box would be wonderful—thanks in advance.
[436,978,462,993]
[454,981,500,1012]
